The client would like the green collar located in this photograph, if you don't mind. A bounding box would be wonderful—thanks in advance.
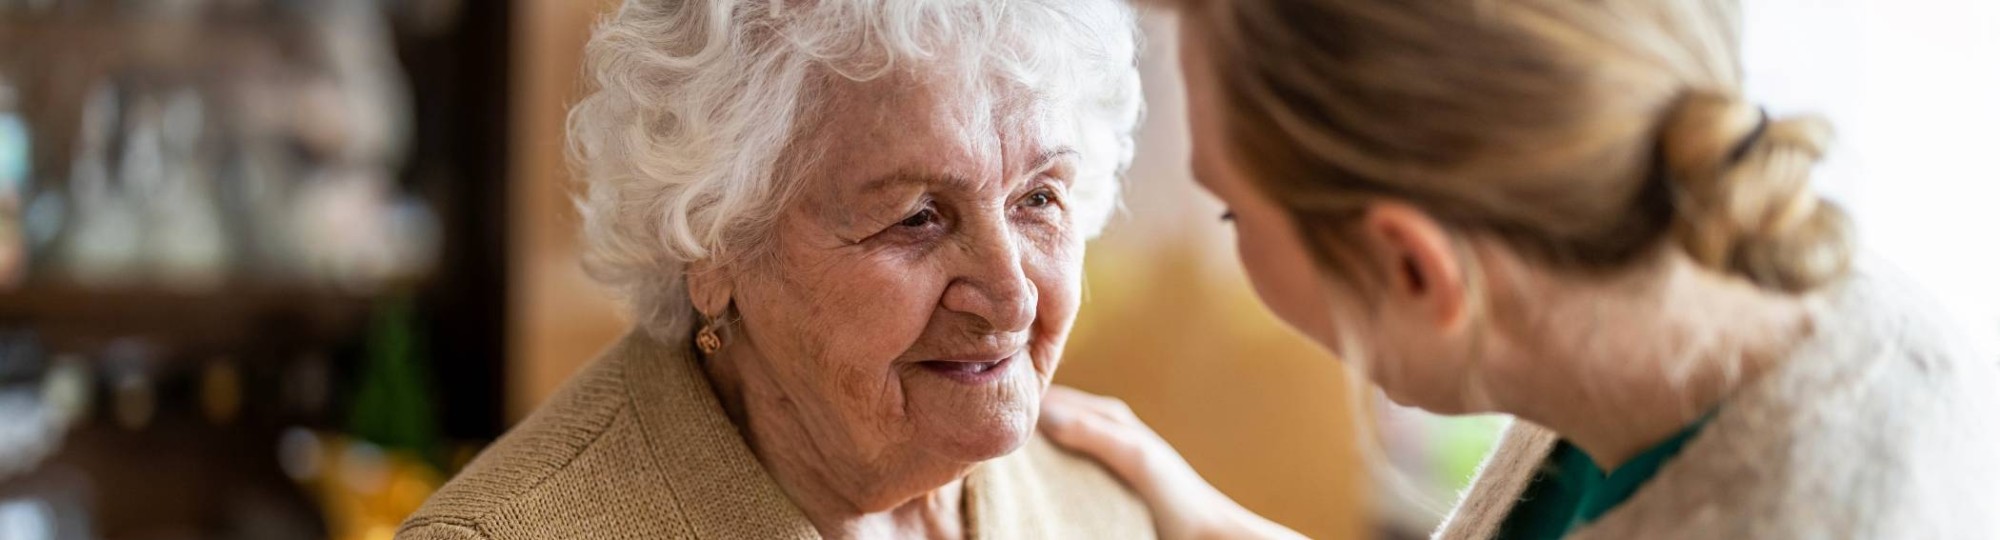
[1572,417,1706,525]
[1497,416,1711,539]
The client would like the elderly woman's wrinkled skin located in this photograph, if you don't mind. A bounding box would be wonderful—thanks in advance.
[687,63,1085,537]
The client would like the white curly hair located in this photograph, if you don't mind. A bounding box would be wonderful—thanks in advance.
[569,0,1144,341]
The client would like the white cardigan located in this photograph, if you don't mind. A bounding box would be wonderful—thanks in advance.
[1436,263,2000,539]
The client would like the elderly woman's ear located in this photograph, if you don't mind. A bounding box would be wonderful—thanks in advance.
[685,258,735,319]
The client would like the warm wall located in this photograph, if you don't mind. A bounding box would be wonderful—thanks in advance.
[507,0,628,421]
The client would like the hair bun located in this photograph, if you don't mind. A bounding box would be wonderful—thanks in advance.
[1658,92,1854,293]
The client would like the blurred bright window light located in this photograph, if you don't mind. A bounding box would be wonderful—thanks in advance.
[1743,0,2000,350]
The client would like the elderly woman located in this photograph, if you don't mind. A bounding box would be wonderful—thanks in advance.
[1042,0,2000,538]
[397,1,1150,539]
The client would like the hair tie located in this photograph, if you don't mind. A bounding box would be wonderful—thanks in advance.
[1725,107,1771,163]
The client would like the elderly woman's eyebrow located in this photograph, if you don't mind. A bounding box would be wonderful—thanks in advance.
[857,147,1080,194]
[1028,148,1080,184]
[856,170,973,194]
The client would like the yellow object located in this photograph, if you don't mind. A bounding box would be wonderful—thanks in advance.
[295,433,444,540]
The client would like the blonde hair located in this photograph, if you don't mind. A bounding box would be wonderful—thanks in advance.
[1173,0,1852,295]
[569,0,1142,339]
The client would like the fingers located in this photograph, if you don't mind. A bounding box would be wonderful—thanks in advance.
[1041,390,1142,464]
[1041,387,1164,494]
[1041,386,1143,451]
[1041,408,1139,474]
[1041,386,1273,540]
[1046,385,1140,424]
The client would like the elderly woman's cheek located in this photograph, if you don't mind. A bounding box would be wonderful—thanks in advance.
[1026,227,1086,380]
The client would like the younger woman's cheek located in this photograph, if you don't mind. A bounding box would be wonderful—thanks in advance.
[1234,216,1341,350]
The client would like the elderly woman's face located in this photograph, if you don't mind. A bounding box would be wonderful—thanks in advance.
[724,66,1084,469]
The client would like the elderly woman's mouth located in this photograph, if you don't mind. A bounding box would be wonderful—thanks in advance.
[916,354,1018,384]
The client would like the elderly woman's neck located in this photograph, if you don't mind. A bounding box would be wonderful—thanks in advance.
[702,346,972,540]
[1486,255,1814,470]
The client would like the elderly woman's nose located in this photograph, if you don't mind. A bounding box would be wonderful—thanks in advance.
[941,231,1038,334]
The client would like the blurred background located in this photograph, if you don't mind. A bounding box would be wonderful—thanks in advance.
[0,1,1994,540]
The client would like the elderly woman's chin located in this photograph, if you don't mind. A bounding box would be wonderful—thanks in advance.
[898,351,1051,462]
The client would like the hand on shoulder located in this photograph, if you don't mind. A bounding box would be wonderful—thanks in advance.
[1039,386,1308,540]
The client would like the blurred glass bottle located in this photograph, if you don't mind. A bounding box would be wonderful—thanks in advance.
[147,86,230,292]
[63,80,145,288]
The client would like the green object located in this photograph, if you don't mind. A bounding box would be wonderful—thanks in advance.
[1496,416,1711,539]
[347,296,443,466]
[1434,414,1507,493]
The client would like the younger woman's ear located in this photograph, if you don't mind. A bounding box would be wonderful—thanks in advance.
[1359,202,1469,330]
[684,258,735,317]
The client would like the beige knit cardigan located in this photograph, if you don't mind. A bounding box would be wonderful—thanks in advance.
[397,332,1154,540]
[1434,263,2000,539]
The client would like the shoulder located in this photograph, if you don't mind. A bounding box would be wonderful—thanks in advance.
[396,343,688,540]
[1803,262,2000,533]
[1817,258,1995,374]
[1578,261,2000,538]
[1014,433,1148,501]
[1786,259,2000,459]
[969,434,1156,539]
[396,523,485,540]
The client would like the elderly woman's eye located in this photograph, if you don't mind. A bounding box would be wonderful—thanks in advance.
[898,208,940,228]
[1020,188,1061,210]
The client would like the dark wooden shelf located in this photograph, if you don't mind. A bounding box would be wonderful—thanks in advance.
[0,284,374,356]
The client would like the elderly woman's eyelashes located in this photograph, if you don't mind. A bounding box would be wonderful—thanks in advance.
[1016,186,1065,216]
[873,183,1070,243]
[872,201,949,246]
[898,207,942,229]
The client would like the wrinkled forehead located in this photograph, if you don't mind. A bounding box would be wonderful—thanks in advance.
[792,62,1070,191]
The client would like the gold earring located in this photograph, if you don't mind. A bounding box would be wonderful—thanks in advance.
[695,315,724,355]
